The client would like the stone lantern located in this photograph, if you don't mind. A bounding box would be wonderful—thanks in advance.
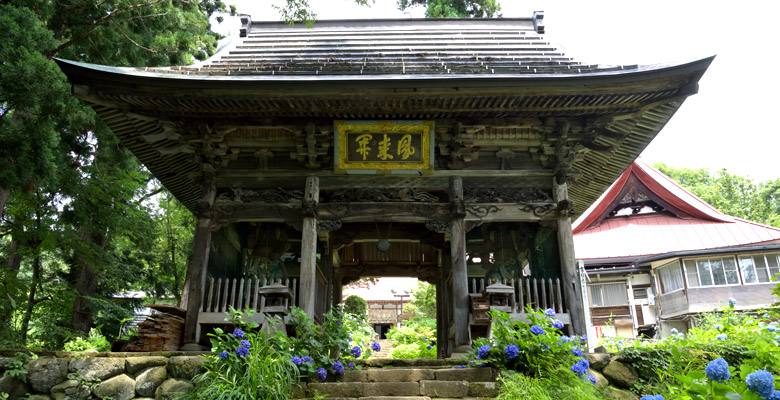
[259,283,293,331]
[483,282,515,313]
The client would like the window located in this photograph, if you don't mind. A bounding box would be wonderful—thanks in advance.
[589,283,628,306]
[633,288,648,299]
[683,257,740,287]
[739,252,780,284]
[657,261,684,293]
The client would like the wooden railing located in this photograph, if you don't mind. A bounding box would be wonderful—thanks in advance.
[468,277,568,315]
[202,276,298,314]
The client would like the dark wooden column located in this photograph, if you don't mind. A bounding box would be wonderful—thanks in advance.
[554,177,587,335]
[449,176,469,348]
[299,176,319,318]
[181,167,216,345]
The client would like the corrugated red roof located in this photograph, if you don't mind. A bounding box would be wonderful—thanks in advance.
[573,159,780,260]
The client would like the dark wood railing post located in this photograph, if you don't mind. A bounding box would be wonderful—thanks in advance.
[554,177,587,335]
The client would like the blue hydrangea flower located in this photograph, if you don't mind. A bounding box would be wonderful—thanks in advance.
[728,298,737,307]
[291,356,302,366]
[769,326,777,333]
[504,344,519,360]
[316,368,328,382]
[670,328,679,335]
[580,334,588,341]
[570,358,590,376]
[530,325,544,336]
[240,339,251,348]
[542,344,550,350]
[572,347,583,357]
[746,369,775,399]
[768,390,780,400]
[332,361,344,375]
[427,345,433,350]
[232,328,244,338]
[351,346,362,358]
[559,335,570,343]
[639,395,664,400]
[348,363,355,370]
[587,374,597,385]
[302,356,312,363]
[218,351,229,359]
[371,342,381,352]
[775,335,780,340]
[458,365,465,369]
[553,320,564,330]
[717,333,728,340]
[705,358,730,383]
[477,344,491,359]
[236,346,249,357]
[715,324,723,330]
[545,308,556,317]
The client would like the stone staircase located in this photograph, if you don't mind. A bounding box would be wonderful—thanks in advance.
[294,359,498,400]
[369,339,395,359]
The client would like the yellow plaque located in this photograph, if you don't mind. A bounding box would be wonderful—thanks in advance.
[334,120,434,174]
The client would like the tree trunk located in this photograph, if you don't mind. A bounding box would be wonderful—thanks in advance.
[69,227,103,334]
[0,186,9,221]
[0,235,24,335]
[20,255,41,345]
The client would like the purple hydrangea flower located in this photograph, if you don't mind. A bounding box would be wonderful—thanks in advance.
[746,369,775,399]
[505,344,519,360]
[705,358,730,383]
[240,339,251,348]
[302,356,312,363]
[236,346,249,357]
[291,356,302,366]
[427,345,433,350]
[348,362,355,370]
[332,361,344,375]
[544,308,555,317]
[371,342,381,352]
[218,351,229,359]
[351,346,362,358]
[572,347,583,357]
[316,368,328,382]
[530,325,544,336]
[232,328,244,338]
[587,374,597,385]
[477,344,491,359]
[553,319,564,330]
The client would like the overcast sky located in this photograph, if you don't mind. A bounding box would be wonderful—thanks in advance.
[214,0,780,182]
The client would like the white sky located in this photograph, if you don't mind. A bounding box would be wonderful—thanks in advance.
[213,0,780,182]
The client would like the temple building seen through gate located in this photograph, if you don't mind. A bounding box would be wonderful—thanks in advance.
[57,13,713,356]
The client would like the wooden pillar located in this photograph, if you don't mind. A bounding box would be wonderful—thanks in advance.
[449,176,469,348]
[181,167,216,345]
[554,178,587,335]
[299,176,319,319]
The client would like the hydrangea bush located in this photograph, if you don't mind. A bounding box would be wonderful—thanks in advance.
[605,299,780,399]
[466,307,593,386]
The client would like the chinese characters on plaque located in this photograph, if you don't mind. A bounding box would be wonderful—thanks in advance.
[335,121,433,174]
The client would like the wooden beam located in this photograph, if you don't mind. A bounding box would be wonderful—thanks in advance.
[449,176,470,348]
[181,168,216,345]
[554,179,587,336]
[299,176,320,318]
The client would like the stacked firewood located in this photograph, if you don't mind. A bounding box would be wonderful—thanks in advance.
[126,305,185,352]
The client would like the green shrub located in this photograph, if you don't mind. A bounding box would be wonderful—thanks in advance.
[389,343,420,359]
[189,309,298,400]
[344,295,367,318]
[496,369,610,399]
[62,328,111,353]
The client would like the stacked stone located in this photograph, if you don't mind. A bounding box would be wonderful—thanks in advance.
[0,355,205,400]
[127,312,184,352]
[584,352,641,399]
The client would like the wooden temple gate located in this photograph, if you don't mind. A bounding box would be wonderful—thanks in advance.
[57,15,712,355]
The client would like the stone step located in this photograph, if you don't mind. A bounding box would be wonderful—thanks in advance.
[296,367,498,399]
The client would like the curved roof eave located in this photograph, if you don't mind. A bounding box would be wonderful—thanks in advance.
[55,56,715,90]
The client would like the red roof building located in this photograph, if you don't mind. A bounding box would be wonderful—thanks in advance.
[574,159,780,339]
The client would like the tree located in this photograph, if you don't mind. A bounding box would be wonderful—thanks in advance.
[397,0,502,18]
[655,163,780,228]
[344,295,368,318]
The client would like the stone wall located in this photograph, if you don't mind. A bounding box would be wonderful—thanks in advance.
[0,352,208,400]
